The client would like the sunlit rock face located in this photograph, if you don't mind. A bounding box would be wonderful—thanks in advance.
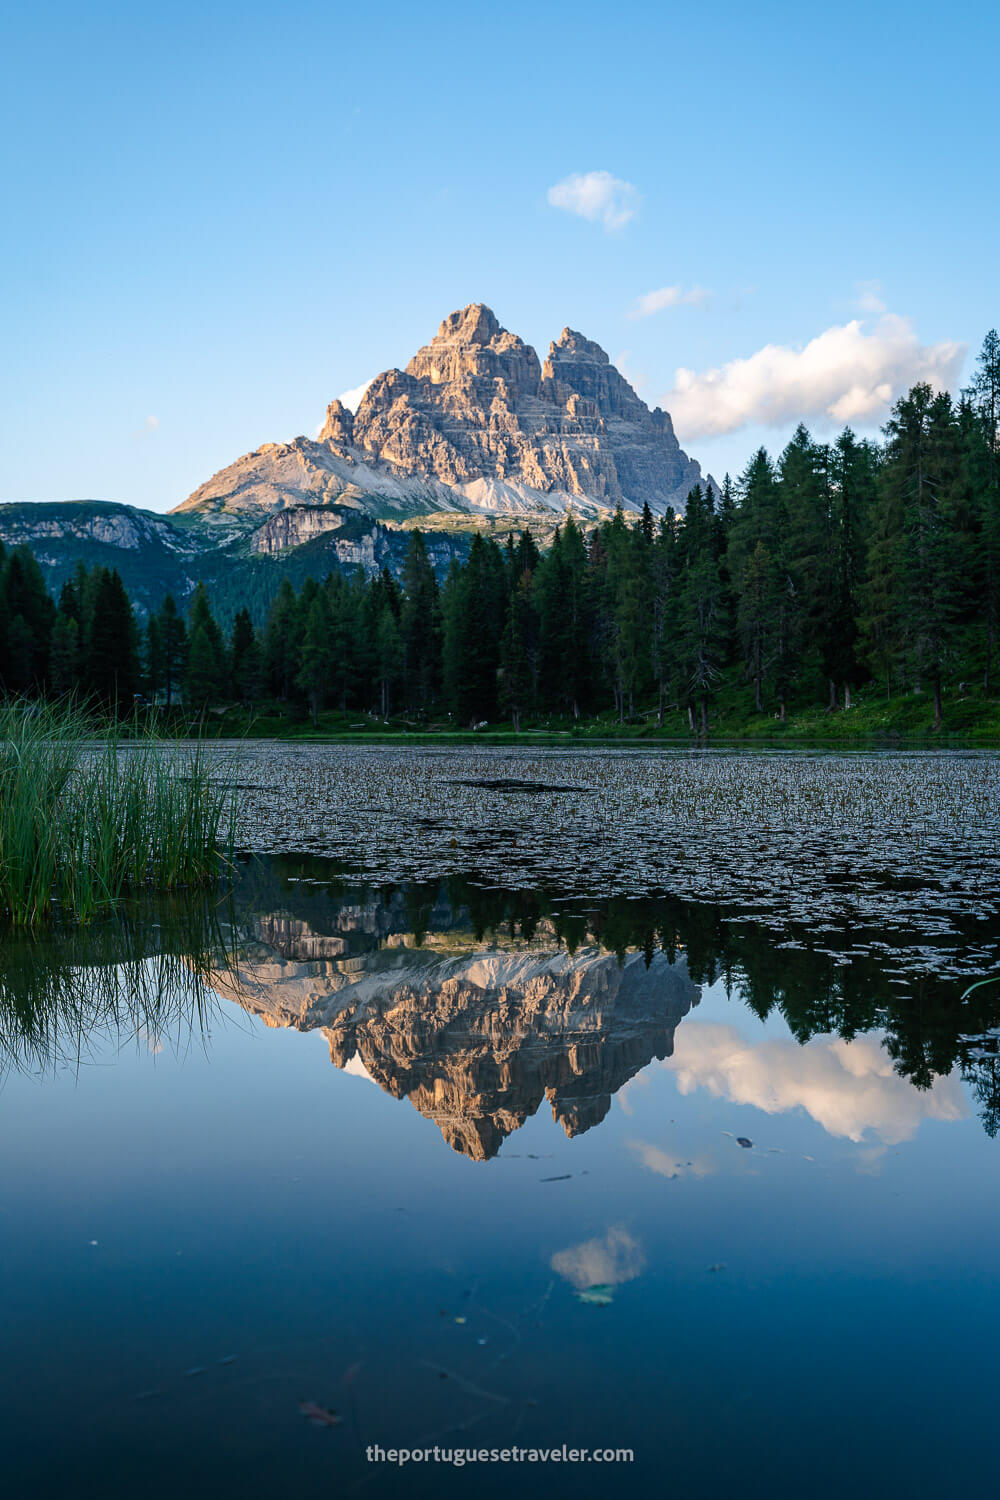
[331,304,706,515]
[212,895,700,1160]
[177,303,707,523]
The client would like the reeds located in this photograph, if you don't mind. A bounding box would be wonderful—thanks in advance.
[0,703,235,927]
[0,893,241,1080]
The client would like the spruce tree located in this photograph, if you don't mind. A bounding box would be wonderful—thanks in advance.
[229,607,261,705]
[677,485,727,731]
[375,604,403,718]
[159,594,187,708]
[87,569,139,709]
[400,530,440,710]
[970,331,1000,690]
[297,595,331,726]
[728,450,781,714]
[499,571,537,731]
[264,579,299,700]
[144,615,164,702]
[185,582,226,707]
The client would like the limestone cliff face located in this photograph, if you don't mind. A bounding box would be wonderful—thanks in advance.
[328,304,704,513]
[212,893,699,1160]
[176,303,708,522]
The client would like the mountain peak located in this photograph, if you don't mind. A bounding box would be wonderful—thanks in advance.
[175,302,708,521]
[432,302,502,346]
[551,327,610,365]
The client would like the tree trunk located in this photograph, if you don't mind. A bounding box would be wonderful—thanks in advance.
[700,696,708,735]
[657,685,664,728]
[827,678,837,712]
[843,683,852,710]
[572,699,580,720]
[687,703,695,732]
[932,673,943,730]
[779,698,787,723]
[512,707,520,734]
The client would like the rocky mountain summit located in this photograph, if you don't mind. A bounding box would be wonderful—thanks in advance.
[213,878,700,1161]
[178,303,708,522]
[0,303,709,616]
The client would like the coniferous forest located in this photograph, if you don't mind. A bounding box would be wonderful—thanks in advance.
[2,337,999,735]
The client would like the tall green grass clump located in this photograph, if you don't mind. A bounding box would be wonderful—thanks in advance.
[0,703,234,927]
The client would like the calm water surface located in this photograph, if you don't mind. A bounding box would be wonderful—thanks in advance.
[3,748,1000,1499]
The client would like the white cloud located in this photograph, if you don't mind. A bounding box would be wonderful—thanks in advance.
[628,1141,715,1179]
[315,379,374,437]
[662,1023,967,1145]
[144,414,159,431]
[337,379,373,413]
[855,279,887,314]
[627,285,712,319]
[665,314,966,439]
[547,170,639,232]
[550,1226,645,1290]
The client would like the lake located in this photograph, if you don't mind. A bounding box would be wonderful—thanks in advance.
[2,744,1000,1499]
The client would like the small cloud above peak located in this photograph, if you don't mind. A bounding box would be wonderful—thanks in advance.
[627,285,712,320]
[547,170,639,232]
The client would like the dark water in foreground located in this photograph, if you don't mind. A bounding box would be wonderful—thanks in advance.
[2,853,1000,1499]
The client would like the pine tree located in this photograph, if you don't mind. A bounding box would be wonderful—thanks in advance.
[399,530,440,710]
[827,430,878,707]
[442,534,506,724]
[649,513,680,724]
[48,613,80,698]
[159,594,187,708]
[264,579,299,700]
[229,607,262,704]
[2,546,55,692]
[499,571,537,731]
[144,615,164,702]
[297,595,330,726]
[876,385,963,727]
[728,450,782,714]
[778,425,829,707]
[185,582,226,707]
[375,604,404,718]
[677,485,727,731]
[970,331,1000,690]
[87,568,139,709]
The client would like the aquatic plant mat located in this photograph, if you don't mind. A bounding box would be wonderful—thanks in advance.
[221,742,1000,990]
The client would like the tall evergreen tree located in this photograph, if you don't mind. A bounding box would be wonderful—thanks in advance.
[185,582,226,707]
[677,485,727,731]
[87,569,139,708]
[158,594,187,709]
[499,571,537,731]
[399,530,440,710]
[728,450,782,713]
[970,330,1000,690]
[229,607,262,705]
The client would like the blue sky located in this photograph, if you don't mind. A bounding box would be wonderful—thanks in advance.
[1,0,997,512]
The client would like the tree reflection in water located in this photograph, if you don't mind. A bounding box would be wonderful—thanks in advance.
[3,853,999,1144]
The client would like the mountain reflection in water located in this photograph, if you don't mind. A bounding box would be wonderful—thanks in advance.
[3,853,1000,1149]
[214,855,1000,1150]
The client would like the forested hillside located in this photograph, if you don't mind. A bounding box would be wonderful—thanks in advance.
[2,337,998,736]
